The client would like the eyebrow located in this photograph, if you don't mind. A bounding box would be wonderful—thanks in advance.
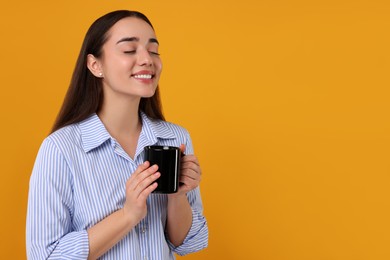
[116,37,159,45]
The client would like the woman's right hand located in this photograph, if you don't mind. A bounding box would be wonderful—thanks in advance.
[123,161,160,225]
[86,162,160,259]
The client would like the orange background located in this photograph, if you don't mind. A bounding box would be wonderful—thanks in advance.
[1,0,390,259]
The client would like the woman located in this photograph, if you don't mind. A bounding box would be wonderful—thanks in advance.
[26,10,208,259]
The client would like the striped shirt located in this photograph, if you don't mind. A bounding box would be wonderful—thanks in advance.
[26,112,208,259]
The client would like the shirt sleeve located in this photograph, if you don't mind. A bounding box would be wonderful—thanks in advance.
[168,188,209,256]
[26,138,89,260]
[168,129,209,255]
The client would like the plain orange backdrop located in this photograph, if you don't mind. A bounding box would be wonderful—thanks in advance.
[1,0,390,259]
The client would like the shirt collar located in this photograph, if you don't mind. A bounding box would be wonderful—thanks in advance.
[135,113,176,157]
[79,114,112,153]
[79,112,176,153]
[140,112,176,140]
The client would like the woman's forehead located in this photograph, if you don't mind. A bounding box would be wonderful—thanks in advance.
[107,17,156,41]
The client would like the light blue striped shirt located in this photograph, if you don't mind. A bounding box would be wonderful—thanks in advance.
[26,113,208,259]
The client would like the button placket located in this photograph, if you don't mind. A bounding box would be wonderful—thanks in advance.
[141,226,147,234]
[138,218,149,260]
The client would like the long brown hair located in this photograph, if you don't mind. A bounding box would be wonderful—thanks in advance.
[51,10,165,133]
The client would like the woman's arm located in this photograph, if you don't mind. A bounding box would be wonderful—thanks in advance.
[87,162,160,259]
[26,138,160,259]
[166,194,193,246]
[166,146,203,246]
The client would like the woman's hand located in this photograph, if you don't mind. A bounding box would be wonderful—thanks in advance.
[173,144,202,197]
[87,162,160,259]
[123,161,160,224]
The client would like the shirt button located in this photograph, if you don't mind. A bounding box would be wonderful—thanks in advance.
[141,227,146,233]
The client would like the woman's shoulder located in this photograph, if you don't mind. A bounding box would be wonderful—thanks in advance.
[44,122,82,149]
[160,119,189,133]
[142,113,190,136]
[150,118,191,140]
[154,119,194,152]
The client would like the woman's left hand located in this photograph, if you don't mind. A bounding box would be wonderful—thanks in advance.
[172,144,202,196]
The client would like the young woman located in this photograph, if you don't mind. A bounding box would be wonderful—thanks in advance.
[26,10,208,259]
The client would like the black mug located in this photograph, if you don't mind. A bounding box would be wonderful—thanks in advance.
[144,145,182,194]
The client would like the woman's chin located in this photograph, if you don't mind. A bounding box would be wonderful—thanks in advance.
[141,89,157,98]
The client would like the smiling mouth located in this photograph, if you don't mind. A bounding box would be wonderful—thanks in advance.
[132,74,154,79]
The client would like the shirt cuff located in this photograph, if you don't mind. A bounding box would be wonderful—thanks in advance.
[168,208,208,256]
[49,230,89,259]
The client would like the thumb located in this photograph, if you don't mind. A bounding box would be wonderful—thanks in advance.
[179,144,186,154]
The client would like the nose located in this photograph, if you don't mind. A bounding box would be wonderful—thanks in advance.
[137,49,153,66]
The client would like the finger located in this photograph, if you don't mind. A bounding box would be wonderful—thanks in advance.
[181,161,201,178]
[179,144,186,154]
[179,175,199,189]
[180,163,202,175]
[134,170,161,195]
[127,163,158,190]
[181,161,200,171]
[130,161,150,180]
[138,182,158,201]
[181,155,200,166]
[134,164,159,185]
[181,170,201,182]
[127,169,159,200]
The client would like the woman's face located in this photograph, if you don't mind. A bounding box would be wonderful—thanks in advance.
[97,17,162,100]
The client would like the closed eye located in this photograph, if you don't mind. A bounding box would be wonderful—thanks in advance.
[124,50,159,56]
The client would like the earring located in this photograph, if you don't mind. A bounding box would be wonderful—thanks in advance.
[99,72,103,77]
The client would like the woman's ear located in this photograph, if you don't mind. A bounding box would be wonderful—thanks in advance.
[87,54,104,78]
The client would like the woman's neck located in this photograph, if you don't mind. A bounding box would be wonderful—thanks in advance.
[97,95,142,139]
[97,96,143,159]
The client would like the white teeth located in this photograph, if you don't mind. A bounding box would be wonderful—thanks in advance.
[133,74,152,79]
